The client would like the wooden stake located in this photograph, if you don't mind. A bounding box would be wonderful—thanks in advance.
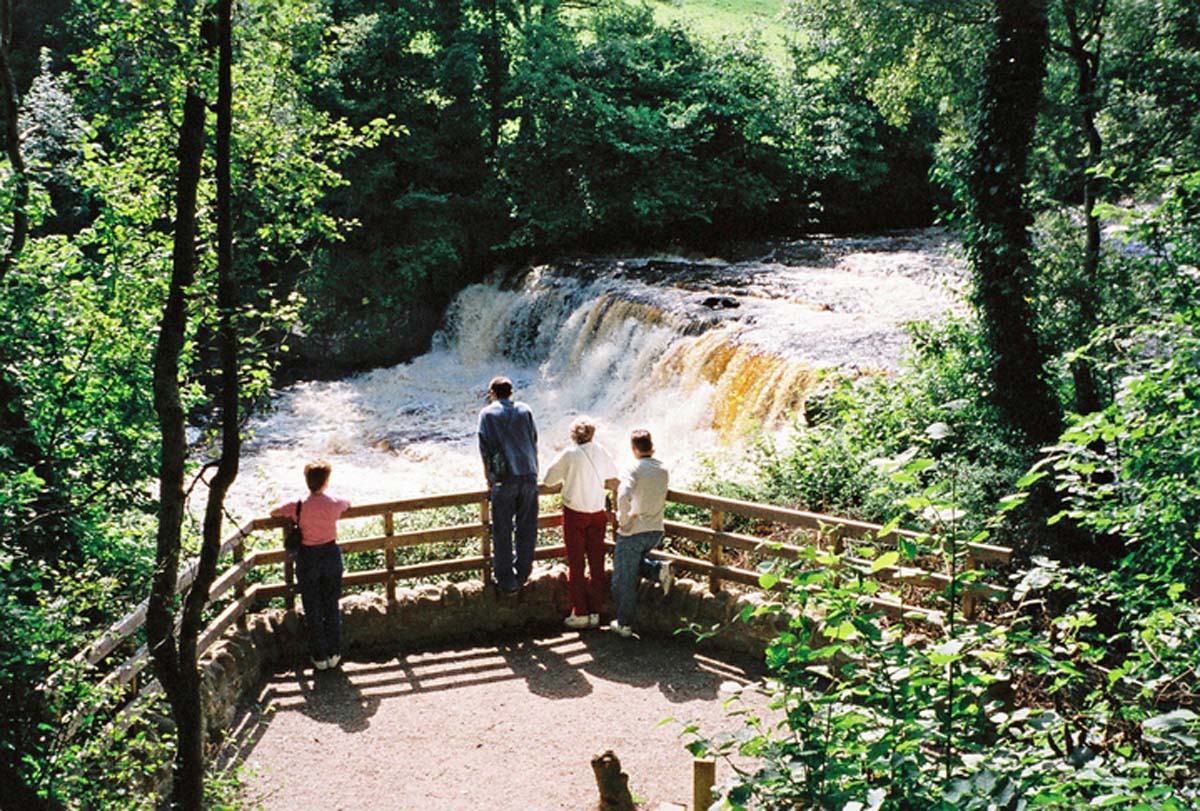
[591,750,636,811]
[693,757,716,811]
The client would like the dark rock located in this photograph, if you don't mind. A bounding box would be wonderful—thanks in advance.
[700,295,740,309]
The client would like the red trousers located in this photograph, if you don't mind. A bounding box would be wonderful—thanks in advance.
[563,506,608,616]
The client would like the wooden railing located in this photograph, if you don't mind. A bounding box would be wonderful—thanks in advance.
[65,485,1012,705]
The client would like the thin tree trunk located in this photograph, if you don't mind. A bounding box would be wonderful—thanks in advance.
[482,0,505,156]
[147,77,206,807]
[1061,0,1107,416]
[0,0,49,551]
[148,0,239,805]
[966,0,1061,447]
[0,0,28,280]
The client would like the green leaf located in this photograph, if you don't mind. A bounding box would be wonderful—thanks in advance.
[871,551,899,572]
[1144,709,1198,733]
[1015,469,1047,488]
[925,421,952,439]
[825,620,857,640]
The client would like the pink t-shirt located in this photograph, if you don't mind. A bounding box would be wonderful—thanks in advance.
[271,492,350,545]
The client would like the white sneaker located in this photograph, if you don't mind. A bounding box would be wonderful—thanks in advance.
[588,613,600,628]
[564,614,591,630]
[313,657,329,671]
[327,654,342,668]
[659,562,674,595]
[609,620,633,638]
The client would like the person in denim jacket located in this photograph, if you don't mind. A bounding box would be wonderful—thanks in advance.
[477,376,539,594]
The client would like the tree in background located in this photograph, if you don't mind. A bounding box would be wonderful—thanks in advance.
[503,4,802,248]
[783,0,990,229]
[0,0,28,273]
[303,1,814,369]
[964,0,1062,447]
[1051,0,1107,417]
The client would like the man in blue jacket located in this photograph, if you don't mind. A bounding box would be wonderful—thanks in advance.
[478,376,539,594]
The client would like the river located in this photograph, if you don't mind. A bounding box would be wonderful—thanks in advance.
[225,229,965,518]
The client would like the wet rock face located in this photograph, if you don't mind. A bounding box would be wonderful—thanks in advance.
[287,304,446,381]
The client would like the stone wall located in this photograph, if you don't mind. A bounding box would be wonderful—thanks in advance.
[198,564,789,751]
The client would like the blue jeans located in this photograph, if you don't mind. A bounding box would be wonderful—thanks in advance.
[297,544,343,661]
[612,530,664,626]
[490,477,539,591]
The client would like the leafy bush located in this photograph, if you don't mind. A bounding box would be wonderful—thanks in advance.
[1039,301,1200,594]
[689,457,1199,810]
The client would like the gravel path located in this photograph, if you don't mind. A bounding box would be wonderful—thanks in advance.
[230,630,764,810]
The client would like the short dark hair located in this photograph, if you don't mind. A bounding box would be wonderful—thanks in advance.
[630,429,653,454]
[304,460,332,493]
[489,376,513,399]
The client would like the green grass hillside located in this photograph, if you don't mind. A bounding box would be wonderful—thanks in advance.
[642,0,792,60]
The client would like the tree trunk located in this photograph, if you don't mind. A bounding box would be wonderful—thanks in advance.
[148,3,240,805]
[481,0,506,156]
[1061,0,1107,416]
[0,0,29,280]
[147,0,240,806]
[147,76,206,807]
[966,0,1061,447]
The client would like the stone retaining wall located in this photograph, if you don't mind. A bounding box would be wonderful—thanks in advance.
[198,565,787,749]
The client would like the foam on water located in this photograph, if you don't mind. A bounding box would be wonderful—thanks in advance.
[226,231,964,519]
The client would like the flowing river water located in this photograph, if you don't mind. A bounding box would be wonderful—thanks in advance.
[225,229,966,518]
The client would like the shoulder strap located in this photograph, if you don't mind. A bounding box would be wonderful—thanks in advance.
[295,498,303,522]
[580,444,601,481]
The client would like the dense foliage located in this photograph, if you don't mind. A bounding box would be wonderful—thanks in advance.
[688,166,1200,808]
[298,0,925,367]
[0,0,1197,807]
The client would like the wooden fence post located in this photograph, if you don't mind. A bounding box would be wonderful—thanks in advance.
[233,533,246,630]
[282,527,295,612]
[829,526,846,588]
[709,509,724,594]
[961,550,978,620]
[693,757,716,811]
[384,512,396,604]
[480,496,491,588]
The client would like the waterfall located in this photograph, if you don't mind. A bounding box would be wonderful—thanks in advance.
[231,231,964,516]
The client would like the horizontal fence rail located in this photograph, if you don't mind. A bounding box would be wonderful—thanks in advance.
[61,484,1013,720]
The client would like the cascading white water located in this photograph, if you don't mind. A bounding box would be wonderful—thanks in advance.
[227,230,965,518]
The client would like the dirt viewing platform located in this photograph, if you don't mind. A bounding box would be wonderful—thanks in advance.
[229,630,764,810]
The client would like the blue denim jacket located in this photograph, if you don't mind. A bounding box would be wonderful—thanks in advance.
[477,398,538,483]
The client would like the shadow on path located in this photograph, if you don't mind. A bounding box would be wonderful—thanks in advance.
[575,630,758,703]
[223,629,763,782]
[293,666,381,732]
